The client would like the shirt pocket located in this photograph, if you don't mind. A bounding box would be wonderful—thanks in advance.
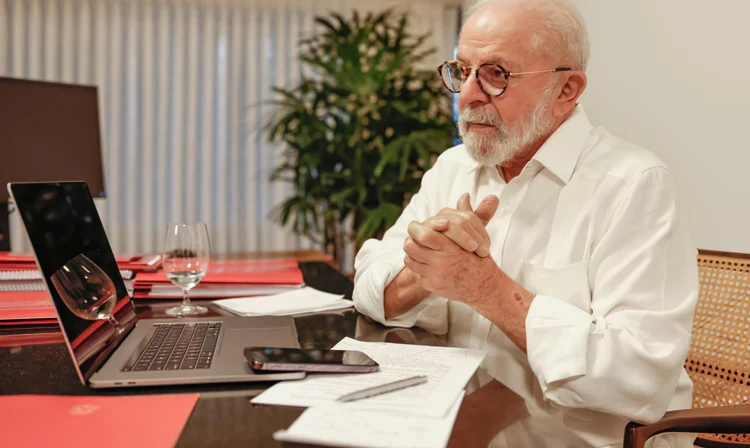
[518,260,591,313]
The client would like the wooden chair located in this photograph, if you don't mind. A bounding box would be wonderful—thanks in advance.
[625,251,750,448]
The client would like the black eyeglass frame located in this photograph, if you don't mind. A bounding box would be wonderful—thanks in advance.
[437,61,572,97]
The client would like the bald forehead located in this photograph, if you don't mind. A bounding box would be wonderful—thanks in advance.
[458,2,546,69]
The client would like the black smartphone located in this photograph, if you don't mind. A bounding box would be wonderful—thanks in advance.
[244,347,380,373]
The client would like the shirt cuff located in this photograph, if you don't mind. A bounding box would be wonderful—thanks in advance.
[526,295,594,391]
[353,259,447,331]
[353,258,410,325]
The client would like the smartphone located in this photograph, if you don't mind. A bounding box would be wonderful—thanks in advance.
[244,347,380,373]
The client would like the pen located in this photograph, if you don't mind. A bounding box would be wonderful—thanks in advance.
[336,375,428,402]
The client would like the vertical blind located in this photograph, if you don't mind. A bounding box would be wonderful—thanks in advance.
[1,0,459,256]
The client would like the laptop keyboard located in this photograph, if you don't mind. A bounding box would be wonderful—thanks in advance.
[123,322,221,372]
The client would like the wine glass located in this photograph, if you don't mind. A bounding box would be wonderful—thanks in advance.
[162,223,210,316]
[51,254,121,333]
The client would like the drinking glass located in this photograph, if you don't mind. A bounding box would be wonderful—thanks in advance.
[162,223,210,316]
[51,253,121,332]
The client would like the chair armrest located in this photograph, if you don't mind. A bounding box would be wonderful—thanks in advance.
[624,405,750,448]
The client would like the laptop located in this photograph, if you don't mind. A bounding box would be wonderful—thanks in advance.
[8,181,306,388]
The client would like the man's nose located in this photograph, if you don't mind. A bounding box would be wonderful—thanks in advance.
[459,71,490,107]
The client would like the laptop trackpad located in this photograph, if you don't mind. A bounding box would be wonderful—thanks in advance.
[219,328,295,356]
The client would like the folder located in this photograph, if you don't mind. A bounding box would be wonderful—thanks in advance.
[0,394,199,448]
[0,291,56,323]
[134,260,304,286]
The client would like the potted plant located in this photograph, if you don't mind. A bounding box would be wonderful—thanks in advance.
[267,10,456,267]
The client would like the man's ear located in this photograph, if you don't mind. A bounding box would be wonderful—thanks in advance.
[552,71,587,118]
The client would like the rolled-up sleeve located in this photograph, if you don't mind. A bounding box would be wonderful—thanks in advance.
[526,167,699,424]
[353,161,449,332]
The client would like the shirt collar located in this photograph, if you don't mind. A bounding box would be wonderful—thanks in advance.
[532,104,593,184]
[466,104,593,184]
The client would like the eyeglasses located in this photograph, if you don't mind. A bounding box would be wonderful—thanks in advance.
[437,61,572,97]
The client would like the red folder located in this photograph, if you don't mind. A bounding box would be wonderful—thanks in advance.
[0,318,58,326]
[0,291,56,321]
[0,252,37,270]
[0,257,56,325]
[0,252,35,263]
[135,260,304,285]
[0,331,64,346]
[116,254,162,271]
[0,252,161,271]
[132,283,302,300]
[0,394,199,448]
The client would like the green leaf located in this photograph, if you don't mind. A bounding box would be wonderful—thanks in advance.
[314,17,339,35]
[399,139,413,180]
[266,8,457,255]
[354,203,402,243]
[330,13,352,36]
[374,138,403,177]
[330,186,356,205]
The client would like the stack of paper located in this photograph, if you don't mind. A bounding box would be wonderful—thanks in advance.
[253,337,486,448]
[133,259,304,299]
[0,253,55,325]
[142,283,300,299]
[214,287,353,316]
[0,252,149,325]
[275,392,465,448]
[0,291,56,326]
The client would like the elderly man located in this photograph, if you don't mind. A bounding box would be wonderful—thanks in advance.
[353,0,698,446]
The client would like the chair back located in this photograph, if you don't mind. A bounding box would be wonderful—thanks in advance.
[686,251,750,445]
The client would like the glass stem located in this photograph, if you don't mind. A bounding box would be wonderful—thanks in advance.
[106,315,120,337]
[183,288,191,307]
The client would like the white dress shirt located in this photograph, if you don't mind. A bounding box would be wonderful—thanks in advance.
[353,106,699,447]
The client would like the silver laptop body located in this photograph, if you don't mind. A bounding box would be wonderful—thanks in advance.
[9,181,305,388]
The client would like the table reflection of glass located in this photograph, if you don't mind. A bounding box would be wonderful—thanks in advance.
[353,315,530,447]
[352,315,599,448]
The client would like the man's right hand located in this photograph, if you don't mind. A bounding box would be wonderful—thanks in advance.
[411,193,499,257]
[383,193,499,320]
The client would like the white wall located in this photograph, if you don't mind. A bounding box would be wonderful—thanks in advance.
[460,0,750,253]
[570,0,750,253]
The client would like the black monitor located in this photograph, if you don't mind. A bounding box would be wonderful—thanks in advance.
[0,77,106,250]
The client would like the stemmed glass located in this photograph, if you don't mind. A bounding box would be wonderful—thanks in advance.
[162,223,210,316]
[51,254,121,334]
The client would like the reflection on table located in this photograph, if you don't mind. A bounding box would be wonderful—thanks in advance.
[2,258,621,448]
[353,314,593,448]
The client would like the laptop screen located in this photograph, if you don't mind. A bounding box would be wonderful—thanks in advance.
[9,182,136,383]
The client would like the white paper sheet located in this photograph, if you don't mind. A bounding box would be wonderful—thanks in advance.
[213,287,353,316]
[252,337,485,418]
[273,391,465,448]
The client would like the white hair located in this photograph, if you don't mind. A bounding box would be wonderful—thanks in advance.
[464,0,590,72]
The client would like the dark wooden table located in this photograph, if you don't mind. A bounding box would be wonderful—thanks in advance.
[0,261,529,447]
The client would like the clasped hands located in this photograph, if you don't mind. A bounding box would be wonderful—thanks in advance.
[403,193,508,308]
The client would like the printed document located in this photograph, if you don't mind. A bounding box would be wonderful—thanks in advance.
[252,337,484,418]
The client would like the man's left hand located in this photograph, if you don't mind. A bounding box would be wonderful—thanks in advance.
[403,220,507,307]
[404,204,536,353]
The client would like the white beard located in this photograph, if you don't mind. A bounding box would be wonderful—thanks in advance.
[458,85,556,167]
